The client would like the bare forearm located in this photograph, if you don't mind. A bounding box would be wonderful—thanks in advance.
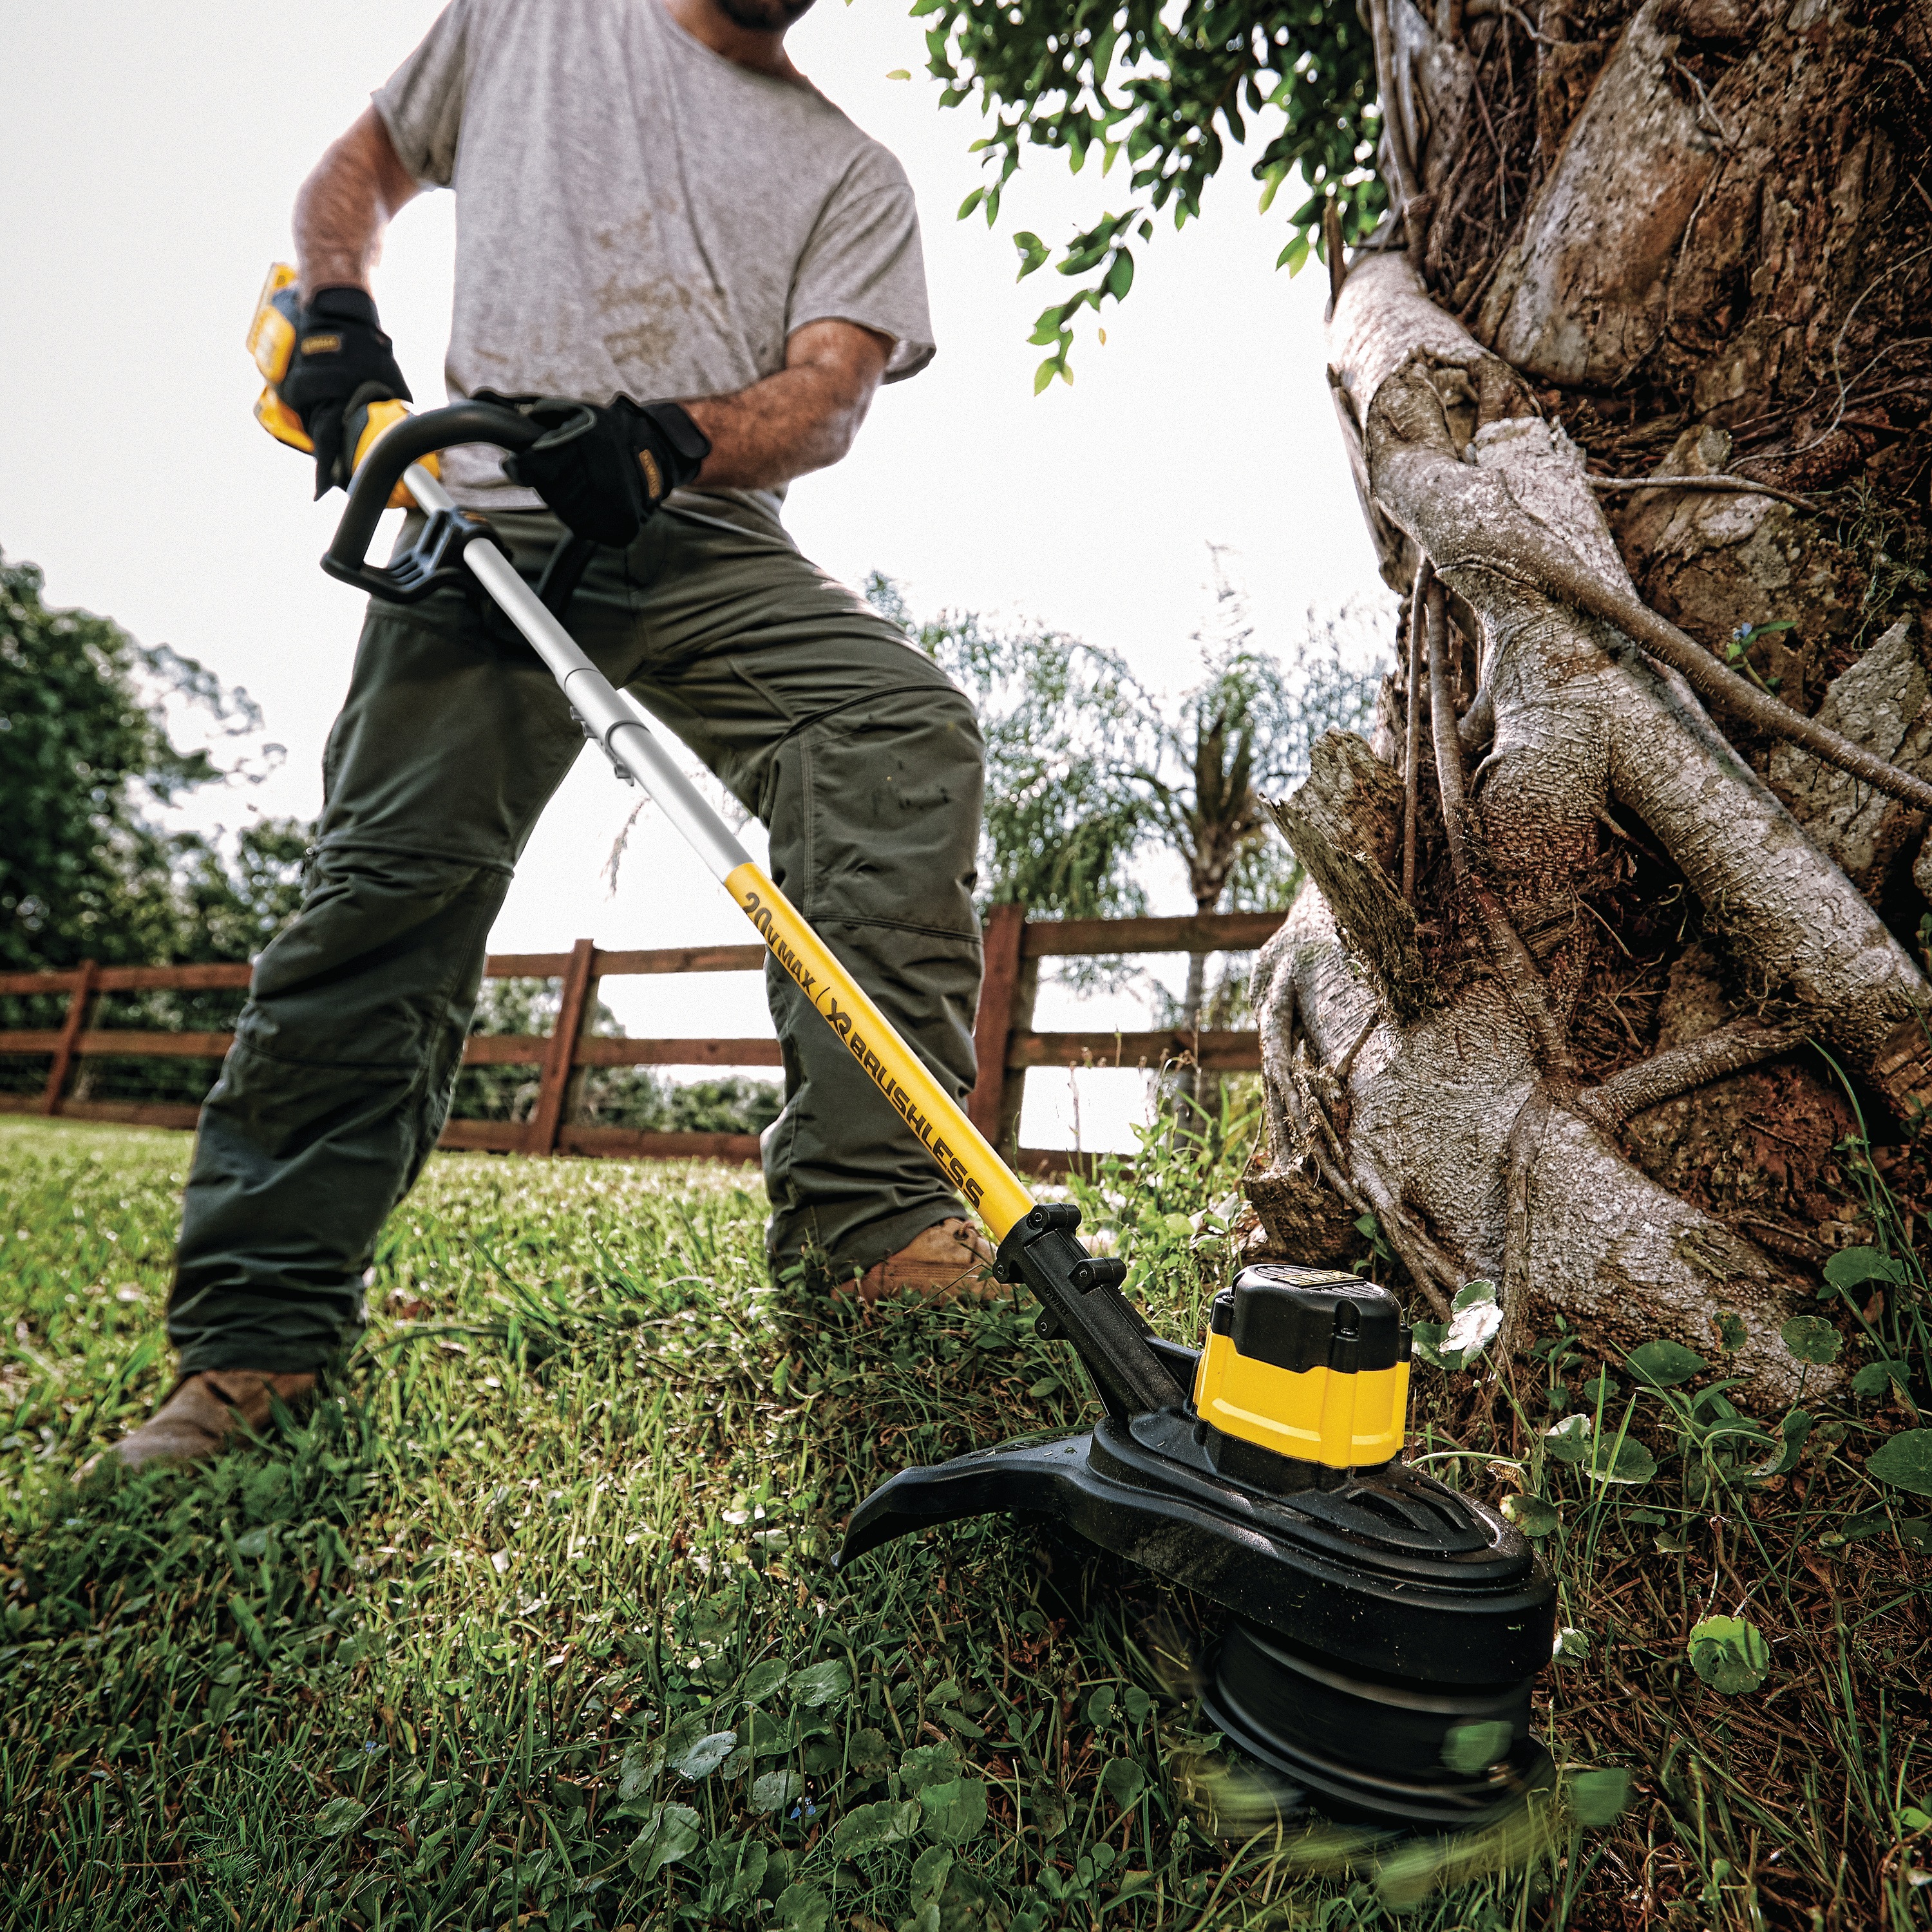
[681,319,892,491]
[683,367,874,490]
[294,108,421,298]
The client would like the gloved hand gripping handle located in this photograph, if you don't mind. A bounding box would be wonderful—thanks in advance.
[322,401,588,604]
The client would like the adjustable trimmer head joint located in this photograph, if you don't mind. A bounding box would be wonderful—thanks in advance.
[838,1202,1557,1831]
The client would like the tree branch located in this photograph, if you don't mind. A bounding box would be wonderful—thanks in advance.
[1403,564,1426,898]
[1573,1019,1810,1130]
[1425,567,1573,1070]
[1466,530,1932,816]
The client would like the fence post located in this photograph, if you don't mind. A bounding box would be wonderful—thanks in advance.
[967,905,1028,1155]
[529,939,599,1155]
[39,960,99,1116]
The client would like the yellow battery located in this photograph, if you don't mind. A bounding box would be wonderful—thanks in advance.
[1191,1265,1412,1470]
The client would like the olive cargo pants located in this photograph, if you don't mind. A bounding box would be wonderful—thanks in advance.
[167,497,987,1373]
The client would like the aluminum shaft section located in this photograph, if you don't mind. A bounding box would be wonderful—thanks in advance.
[401,462,1036,1244]
[405,462,750,882]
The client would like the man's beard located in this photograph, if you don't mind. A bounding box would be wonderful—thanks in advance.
[714,0,817,28]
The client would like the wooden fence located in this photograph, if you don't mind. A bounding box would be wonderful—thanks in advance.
[0,908,1273,1176]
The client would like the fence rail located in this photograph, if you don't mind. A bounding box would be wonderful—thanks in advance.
[0,908,1271,1175]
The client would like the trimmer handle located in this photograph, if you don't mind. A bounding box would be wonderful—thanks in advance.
[321,399,578,605]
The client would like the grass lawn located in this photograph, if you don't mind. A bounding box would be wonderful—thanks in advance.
[1,1113,1928,1930]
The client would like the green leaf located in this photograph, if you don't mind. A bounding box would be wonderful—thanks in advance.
[1750,1407,1811,1479]
[774,1882,830,1932]
[1853,1359,1911,1400]
[885,68,911,80]
[1277,234,1311,275]
[1900,1805,1932,1834]
[1627,1340,1707,1388]
[1443,1720,1514,1776]
[1544,1414,1595,1461]
[1824,1246,1908,1291]
[1032,357,1061,396]
[956,187,985,222]
[917,1776,989,1844]
[750,1769,803,1814]
[1084,1683,1117,1725]
[1012,231,1049,280]
[314,1796,366,1837]
[1122,1685,1153,1725]
[1552,1626,1591,1664]
[788,1659,850,1708]
[1104,249,1135,300]
[1687,1615,1770,1694]
[1453,1278,1499,1311]
[1780,1316,1842,1366]
[1901,1518,1932,1554]
[1502,1493,1560,1537]
[630,1801,703,1880]
[1411,1321,1450,1368]
[1569,1768,1631,1826]
[671,1730,737,1779]
[845,1727,892,1779]
[1100,1759,1146,1809]
[828,1797,920,1858]
[1867,1430,1932,1497]
[617,1739,663,1802]
[1591,1435,1658,1485]
[909,1843,954,1908]
[742,1656,790,1705]
[898,1741,961,1797]
[1716,1312,1748,1353]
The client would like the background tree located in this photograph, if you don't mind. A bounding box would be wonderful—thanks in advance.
[1,551,310,1100]
[922,0,1932,1410]
[868,573,1150,923]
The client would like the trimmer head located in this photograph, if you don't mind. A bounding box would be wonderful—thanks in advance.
[838,1206,1556,1832]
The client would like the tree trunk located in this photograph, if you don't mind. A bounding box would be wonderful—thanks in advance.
[1174,922,1214,1122]
[1248,0,1932,1408]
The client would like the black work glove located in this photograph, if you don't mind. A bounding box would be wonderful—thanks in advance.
[276,287,411,497]
[484,393,712,547]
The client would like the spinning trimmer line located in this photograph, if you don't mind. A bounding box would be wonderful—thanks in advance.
[251,268,1558,1831]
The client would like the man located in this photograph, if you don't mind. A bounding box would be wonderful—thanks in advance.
[109,0,994,1470]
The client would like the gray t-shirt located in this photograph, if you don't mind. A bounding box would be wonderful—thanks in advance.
[373,0,935,515]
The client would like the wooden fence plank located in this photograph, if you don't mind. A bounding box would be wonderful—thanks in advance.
[438,1119,532,1153]
[461,1034,551,1066]
[41,960,99,1115]
[573,1037,783,1068]
[591,945,768,977]
[1007,1029,1263,1071]
[93,963,254,992]
[529,940,598,1155]
[1021,913,1282,957]
[967,904,1025,1145]
[0,1032,65,1056]
[0,969,88,998]
[76,1031,234,1059]
[559,1124,762,1163]
[482,945,765,979]
[58,1099,205,1130]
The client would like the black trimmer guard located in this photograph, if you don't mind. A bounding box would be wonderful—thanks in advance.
[840,1406,1556,1830]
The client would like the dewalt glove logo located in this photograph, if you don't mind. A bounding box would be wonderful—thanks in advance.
[299,332,345,356]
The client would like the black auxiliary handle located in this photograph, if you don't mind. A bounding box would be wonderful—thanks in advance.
[320,400,598,612]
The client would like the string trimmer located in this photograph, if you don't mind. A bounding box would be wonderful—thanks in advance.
[253,272,1557,1832]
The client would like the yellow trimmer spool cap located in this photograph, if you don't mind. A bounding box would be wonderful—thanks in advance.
[1191,1265,1413,1471]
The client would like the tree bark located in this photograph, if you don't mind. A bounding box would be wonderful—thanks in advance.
[1249,0,1932,1408]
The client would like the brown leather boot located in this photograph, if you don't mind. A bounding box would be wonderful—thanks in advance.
[844,1217,999,1304]
[91,1369,317,1473]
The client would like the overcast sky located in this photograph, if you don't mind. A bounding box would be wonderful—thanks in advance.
[0,0,1391,1150]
